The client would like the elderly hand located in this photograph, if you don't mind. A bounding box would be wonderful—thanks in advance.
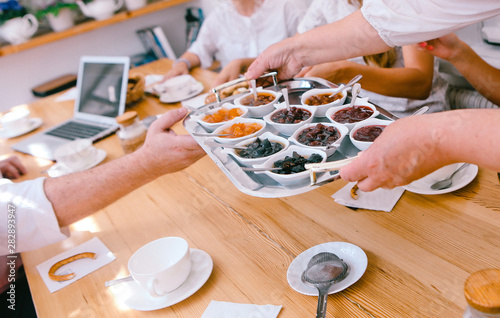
[339,114,453,191]
[136,108,206,176]
[0,156,27,179]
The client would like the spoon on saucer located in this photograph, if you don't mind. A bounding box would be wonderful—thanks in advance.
[430,163,470,190]
[301,252,349,318]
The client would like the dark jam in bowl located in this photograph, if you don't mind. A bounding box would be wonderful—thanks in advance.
[305,92,343,106]
[240,92,276,106]
[297,123,341,147]
[271,107,311,124]
[235,138,284,159]
[332,106,374,123]
[272,151,323,174]
[353,125,386,142]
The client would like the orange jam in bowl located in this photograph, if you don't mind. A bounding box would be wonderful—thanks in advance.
[202,107,244,123]
[220,122,263,138]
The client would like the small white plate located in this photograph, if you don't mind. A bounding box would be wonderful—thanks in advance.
[403,164,478,195]
[0,118,43,139]
[159,82,204,104]
[111,249,213,311]
[48,149,107,177]
[287,242,367,296]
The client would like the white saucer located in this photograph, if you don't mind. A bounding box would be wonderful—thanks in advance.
[287,242,367,296]
[0,118,43,139]
[110,248,213,311]
[159,81,204,103]
[48,149,107,177]
[403,164,478,195]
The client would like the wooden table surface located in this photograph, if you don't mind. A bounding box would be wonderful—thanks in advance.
[2,59,500,318]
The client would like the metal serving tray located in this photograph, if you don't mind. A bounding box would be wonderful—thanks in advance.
[183,77,398,198]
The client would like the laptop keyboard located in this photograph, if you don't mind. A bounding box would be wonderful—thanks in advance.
[46,121,108,140]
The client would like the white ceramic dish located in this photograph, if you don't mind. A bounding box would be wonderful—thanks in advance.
[48,149,106,177]
[263,103,316,136]
[288,122,349,157]
[325,97,379,131]
[253,145,327,186]
[159,81,204,103]
[0,117,43,139]
[220,131,290,167]
[403,164,478,195]
[234,88,281,118]
[192,103,248,132]
[110,249,212,311]
[300,86,349,117]
[350,118,393,151]
[212,118,266,145]
[287,242,367,296]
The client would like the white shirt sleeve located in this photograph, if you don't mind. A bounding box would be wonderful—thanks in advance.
[0,177,68,256]
[361,0,500,47]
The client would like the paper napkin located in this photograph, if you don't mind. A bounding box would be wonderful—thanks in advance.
[201,300,282,318]
[332,182,405,212]
[36,237,116,293]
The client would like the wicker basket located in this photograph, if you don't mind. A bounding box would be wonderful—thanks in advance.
[126,76,145,105]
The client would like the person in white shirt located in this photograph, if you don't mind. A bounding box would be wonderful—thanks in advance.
[163,0,307,86]
[295,0,449,117]
[244,0,500,191]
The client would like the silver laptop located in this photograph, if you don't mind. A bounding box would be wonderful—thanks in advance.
[12,56,130,160]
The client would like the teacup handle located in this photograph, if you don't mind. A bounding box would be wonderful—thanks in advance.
[114,0,125,11]
[147,278,165,297]
[22,14,39,37]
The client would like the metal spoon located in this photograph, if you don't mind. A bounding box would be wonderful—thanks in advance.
[105,275,134,287]
[430,163,470,190]
[301,252,349,318]
[282,87,291,111]
[333,74,362,97]
[250,79,258,99]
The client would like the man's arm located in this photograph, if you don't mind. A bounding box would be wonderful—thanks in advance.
[44,108,205,227]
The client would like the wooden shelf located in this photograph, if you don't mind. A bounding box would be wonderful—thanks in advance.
[0,0,191,57]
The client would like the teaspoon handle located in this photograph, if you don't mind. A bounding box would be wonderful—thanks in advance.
[316,287,329,318]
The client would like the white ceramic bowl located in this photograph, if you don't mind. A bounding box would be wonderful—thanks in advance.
[288,122,349,157]
[263,103,316,136]
[234,88,281,118]
[222,131,290,167]
[325,97,379,131]
[349,118,393,151]
[212,117,266,144]
[300,86,348,117]
[253,145,327,186]
[192,103,248,132]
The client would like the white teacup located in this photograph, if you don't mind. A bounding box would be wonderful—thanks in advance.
[157,75,198,100]
[128,237,191,297]
[53,139,97,170]
[1,109,31,134]
[417,163,460,186]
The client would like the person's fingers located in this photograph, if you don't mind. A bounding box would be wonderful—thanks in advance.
[7,156,27,175]
[2,164,21,179]
[149,108,187,133]
[338,152,367,182]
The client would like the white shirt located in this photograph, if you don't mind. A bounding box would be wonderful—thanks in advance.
[188,0,307,68]
[362,0,500,47]
[0,177,68,256]
[298,0,449,116]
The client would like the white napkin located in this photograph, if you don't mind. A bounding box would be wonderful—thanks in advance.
[201,300,282,318]
[36,237,116,293]
[332,182,405,212]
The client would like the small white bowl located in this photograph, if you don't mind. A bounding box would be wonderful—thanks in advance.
[222,132,290,167]
[325,97,379,131]
[288,122,349,157]
[300,86,348,117]
[212,117,266,144]
[253,145,327,186]
[234,88,281,118]
[193,103,248,132]
[350,118,393,151]
[263,103,316,136]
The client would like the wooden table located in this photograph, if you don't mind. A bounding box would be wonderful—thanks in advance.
[3,59,500,317]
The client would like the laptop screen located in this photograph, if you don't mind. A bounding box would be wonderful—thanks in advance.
[74,56,130,123]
